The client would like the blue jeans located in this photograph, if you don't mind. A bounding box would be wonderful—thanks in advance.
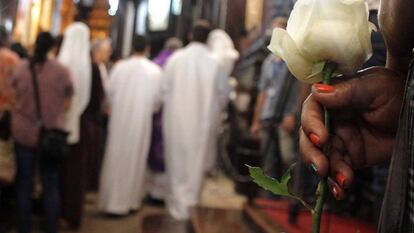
[15,143,60,233]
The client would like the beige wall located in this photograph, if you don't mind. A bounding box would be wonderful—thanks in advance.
[245,0,263,32]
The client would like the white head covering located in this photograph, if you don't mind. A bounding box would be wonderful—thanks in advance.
[203,30,239,173]
[366,0,380,10]
[58,22,92,144]
[207,29,239,77]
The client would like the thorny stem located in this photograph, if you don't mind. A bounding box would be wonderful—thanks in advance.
[293,196,314,212]
[311,62,336,233]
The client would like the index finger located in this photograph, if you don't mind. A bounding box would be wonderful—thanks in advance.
[301,94,329,147]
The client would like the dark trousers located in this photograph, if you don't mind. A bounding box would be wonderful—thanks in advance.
[15,143,60,233]
[60,143,86,228]
[262,128,282,179]
[61,113,97,227]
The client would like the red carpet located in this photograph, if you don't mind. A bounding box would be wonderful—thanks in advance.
[255,199,376,233]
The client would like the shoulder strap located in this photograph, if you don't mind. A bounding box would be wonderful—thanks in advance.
[29,62,42,121]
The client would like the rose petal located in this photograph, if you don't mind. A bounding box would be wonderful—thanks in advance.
[267,28,320,83]
[305,61,326,82]
[339,0,365,5]
[285,0,374,75]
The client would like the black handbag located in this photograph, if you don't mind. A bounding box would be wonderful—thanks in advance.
[30,63,68,162]
[0,110,11,140]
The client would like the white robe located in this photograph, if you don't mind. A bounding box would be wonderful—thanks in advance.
[58,22,92,144]
[162,42,226,220]
[99,56,162,214]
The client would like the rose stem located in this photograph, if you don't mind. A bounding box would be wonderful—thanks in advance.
[311,62,336,233]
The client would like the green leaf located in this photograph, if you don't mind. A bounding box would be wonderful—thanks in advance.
[247,163,296,197]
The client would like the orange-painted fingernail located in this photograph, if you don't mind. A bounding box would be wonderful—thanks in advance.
[309,133,320,147]
[314,84,335,93]
[328,177,342,200]
[336,173,346,188]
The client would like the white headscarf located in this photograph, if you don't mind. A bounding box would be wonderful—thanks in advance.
[366,0,380,10]
[58,22,92,144]
[207,29,239,77]
[203,30,239,173]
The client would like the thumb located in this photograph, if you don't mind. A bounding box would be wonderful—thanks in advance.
[311,68,396,110]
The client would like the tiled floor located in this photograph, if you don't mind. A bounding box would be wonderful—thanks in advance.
[200,176,247,210]
[141,213,191,233]
[4,195,172,233]
[3,175,249,233]
[61,194,167,233]
[191,207,255,233]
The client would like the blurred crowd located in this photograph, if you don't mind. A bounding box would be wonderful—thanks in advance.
[0,8,240,232]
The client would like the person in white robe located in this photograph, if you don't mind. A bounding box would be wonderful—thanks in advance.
[204,29,239,173]
[99,35,162,215]
[58,22,92,144]
[162,20,227,220]
[147,37,183,201]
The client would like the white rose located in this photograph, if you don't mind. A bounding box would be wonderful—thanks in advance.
[268,0,377,83]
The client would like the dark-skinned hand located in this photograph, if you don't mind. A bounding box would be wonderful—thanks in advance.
[300,67,405,199]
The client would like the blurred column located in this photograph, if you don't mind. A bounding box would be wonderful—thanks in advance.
[225,0,246,50]
[175,0,192,42]
[110,0,127,59]
[12,0,49,46]
[109,0,140,59]
[121,0,135,57]
[39,0,53,31]
[50,0,62,36]
[218,0,228,29]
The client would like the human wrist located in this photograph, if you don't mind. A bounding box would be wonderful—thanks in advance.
[386,52,412,75]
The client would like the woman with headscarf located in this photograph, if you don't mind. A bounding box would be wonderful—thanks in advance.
[58,18,92,228]
[205,29,239,172]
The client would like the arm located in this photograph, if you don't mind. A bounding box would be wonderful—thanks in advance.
[250,58,271,137]
[0,50,19,110]
[380,0,414,73]
[0,79,15,110]
[280,82,309,133]
[250,90,266,137]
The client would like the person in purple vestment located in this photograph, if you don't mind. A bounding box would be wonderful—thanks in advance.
[153,38,183,68]
[148,37,182,201]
